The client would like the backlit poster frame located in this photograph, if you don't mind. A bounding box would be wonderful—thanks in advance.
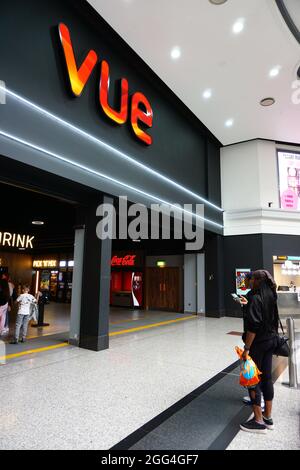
[236,268,251,296]
[277,150,300,210]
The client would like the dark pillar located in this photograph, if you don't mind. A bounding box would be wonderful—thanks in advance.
[205,233,225,318]
[79,195,113,351]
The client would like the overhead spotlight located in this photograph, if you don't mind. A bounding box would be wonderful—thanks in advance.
[203,89,212,99]
[260,97,275,107]
[171,47,181,60]
[233,19,245,34]
[269,66,281,78]
[32,221,44,225]
[225,119,234,127]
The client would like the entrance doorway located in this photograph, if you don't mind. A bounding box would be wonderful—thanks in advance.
[146,267,181,312]
[0,181,76,344]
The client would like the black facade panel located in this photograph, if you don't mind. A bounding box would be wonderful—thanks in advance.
[223,234,264,317]
[223,233,300,317]
[0,0,221,218]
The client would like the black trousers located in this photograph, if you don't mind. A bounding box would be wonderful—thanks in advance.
[248,337,277,406]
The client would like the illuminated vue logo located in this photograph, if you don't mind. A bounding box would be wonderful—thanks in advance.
[58,23,153,145]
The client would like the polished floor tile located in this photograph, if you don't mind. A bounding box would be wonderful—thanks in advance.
[0,313,298,450]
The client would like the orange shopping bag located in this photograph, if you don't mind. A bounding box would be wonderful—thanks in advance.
[235,346,262,388]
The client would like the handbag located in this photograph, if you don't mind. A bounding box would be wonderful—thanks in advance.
[273,318,290,357]
[29,302,39,323]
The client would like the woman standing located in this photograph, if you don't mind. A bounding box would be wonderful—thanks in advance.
[240,270,279,434]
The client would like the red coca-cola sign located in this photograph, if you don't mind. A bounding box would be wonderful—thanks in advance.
[111,255,136,267]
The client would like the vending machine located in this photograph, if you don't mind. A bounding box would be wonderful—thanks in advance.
[110,271,143,308]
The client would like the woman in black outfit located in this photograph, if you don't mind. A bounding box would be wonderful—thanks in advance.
[239,270,279,434]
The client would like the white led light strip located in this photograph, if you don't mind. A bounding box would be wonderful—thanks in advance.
[0,129,223,229]
[0,85,223,213]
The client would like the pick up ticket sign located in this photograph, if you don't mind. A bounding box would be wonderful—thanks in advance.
[278,151,300,210]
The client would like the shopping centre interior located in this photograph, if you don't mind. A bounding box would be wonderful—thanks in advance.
[0,0,299,452]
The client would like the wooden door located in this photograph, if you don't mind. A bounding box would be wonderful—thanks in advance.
[146,268,164,310]
[164,268,180,311]
[146,267,180,312]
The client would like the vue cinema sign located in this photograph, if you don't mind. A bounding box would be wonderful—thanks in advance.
[58,23,153,145]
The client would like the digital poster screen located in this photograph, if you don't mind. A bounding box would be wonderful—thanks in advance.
[278,151,300,210]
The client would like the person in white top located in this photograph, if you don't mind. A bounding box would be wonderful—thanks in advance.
[11,285,37,344]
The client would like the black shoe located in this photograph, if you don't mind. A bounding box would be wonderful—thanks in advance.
[263,416,274,430]
[20,338,26,343]
[10,340,18,345]
[240,418,267,434]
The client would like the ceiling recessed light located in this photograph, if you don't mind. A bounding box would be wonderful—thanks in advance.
[32,220,44,225]
[260,97,275,107]
[232,18,245,34]
[133,239,141,242]
[203,89,212,99]
[269,66,281,78]
[171,47,181,60]
[225,119,234,127]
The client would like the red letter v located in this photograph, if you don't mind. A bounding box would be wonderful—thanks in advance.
[58,23,98,97]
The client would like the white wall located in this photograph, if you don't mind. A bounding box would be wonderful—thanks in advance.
[221,140,261,211]
[257,140,280,209]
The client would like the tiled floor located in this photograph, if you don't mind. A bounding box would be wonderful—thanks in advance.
[0,315,243,449]
[1,304,197,364]
[0,309,299,450]
[227,366,300,450]
[4,303,196,341]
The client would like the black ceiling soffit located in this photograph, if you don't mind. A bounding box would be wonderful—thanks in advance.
[276,0,300,44]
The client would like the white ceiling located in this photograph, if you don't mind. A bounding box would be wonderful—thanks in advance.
[87,0,300,146]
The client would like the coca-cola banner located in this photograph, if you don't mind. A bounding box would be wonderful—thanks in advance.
[278,151,300,210]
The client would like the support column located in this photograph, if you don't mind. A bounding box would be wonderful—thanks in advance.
[205,233,225,318]
[79,195,113,351]
[197,253,205,314]
[69,227,85,347]
[184,254,197,313]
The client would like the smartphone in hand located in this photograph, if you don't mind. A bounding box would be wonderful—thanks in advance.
[231,293,242,304]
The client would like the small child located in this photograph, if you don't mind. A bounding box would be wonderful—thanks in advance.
[11,285,37,344]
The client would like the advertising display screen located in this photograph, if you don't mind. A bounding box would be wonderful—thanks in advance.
[278,151,300,210]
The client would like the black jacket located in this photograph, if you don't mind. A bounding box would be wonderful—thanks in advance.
[243,291,278,343]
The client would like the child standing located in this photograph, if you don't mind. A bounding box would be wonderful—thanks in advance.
[11,285,37,344]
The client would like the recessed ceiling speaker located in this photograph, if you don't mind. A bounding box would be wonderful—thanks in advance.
[260,97,275,107]
[209,0,228,4]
